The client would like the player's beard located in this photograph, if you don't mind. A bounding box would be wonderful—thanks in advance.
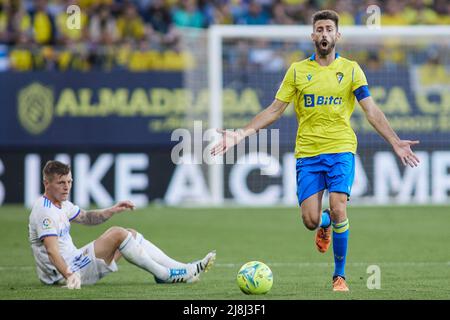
[315,38,336,58]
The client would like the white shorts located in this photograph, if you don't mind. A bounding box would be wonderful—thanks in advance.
[69,241,118,285]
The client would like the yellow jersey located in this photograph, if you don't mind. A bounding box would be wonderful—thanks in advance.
[275,53,370,158]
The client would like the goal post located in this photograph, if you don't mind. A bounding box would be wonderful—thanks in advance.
[199,25,450,206]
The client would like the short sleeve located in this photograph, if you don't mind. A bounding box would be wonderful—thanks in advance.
[64,201,81,222]
[275,64,297,103]
[35,210,59,240]
[352,62,370,101]
[352,62,369,91]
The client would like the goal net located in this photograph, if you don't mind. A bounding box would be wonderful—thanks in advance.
[179,25,450,206]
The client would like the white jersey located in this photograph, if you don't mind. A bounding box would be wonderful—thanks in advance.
[28,196,81,284]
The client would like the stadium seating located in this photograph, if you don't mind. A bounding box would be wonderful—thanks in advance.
[0,0,448,71]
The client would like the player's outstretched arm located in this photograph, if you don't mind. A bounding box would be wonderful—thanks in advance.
[43,236,80,289]
[72,200,136,226]
[43,236,71,278]
[359,96,420,167]
[211,99,289,156]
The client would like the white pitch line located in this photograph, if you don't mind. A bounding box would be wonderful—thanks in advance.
[1,262,449,272]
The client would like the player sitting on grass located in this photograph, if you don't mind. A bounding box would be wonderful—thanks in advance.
[211,10,419,291]
[28,160,216,289]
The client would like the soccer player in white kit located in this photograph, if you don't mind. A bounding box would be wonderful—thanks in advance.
[29,160,216,289]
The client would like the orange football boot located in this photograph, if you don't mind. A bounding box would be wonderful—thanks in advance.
[315,209,331,253]
[332,276,349,292]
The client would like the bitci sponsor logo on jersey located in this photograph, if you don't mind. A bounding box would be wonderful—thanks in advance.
[304,94,343,108]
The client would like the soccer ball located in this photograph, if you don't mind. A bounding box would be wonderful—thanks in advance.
[236,261,273,295]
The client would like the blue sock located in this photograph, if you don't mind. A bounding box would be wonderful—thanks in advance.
[319,210,331,228]
[332,219,349,278]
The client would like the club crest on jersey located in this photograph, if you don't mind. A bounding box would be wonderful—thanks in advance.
[306,74,312,81]
[336,72,344,84]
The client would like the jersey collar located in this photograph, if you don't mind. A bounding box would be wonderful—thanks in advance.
[309,52,340,61]
[43,195,62,209]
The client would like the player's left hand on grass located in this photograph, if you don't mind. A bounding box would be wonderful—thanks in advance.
[65,271,81,290]
[393,140,420,167]
[111,200,136,213]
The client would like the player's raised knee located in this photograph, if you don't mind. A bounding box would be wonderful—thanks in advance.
[302,215,320,230]
[126,228,137,237]
[106,226,129,240]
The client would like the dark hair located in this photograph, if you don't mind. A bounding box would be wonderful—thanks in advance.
[312,10,339,30]
[43,160,71,181]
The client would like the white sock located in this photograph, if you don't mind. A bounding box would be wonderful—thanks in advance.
[119,232,169,280]
[135,232,188,269]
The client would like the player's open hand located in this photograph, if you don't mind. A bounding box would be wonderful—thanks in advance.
[66,272,81,290]
[111,200,136,213]
[210,129,246,156]
[393,140,420,167]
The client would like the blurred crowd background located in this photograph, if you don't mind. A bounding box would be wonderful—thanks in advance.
[0,0,449,72]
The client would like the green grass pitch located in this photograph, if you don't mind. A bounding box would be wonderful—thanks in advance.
[0,205,449,299]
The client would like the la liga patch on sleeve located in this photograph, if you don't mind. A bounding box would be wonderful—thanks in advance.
[42,218,53,230]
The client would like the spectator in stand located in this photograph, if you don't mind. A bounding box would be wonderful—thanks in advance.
[0,0,31,45]
[239,0,269,25]
[172,0,205,28]
[89,4,118,45]
[270,1,295,25]
[434,0,450,24]
[197,0,216,27]
[8,31,33,70]
[116,2,145,41]
[225,0,248,24]
[280,0,308,23]
[334,0,355,25]
[212,1,235,25]
[30,0,56,45]
[381,0,410,25]
[143,0,179,49]
[404,0,439,25]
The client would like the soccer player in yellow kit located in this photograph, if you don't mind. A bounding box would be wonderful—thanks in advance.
[212,10,420,291]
